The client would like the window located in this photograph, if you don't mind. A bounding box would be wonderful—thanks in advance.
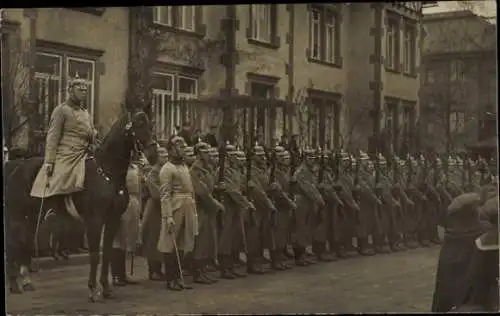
[178,6,196,32]
[251,81,275,145]
[426,69,435,83]
[386,17,399,71]
[308,5,341,65]
[403,22,416,74]
[449,111,465,133]
[151,73,198,140]
[250,4,272,43]
[152,6,197,32]
[153,6,172,26]
[34,52,95,134]
[450,60,465,82]
[34,53,63,133]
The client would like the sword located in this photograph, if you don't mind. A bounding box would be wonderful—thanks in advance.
[170,226,186,287]
[34,173,51,258]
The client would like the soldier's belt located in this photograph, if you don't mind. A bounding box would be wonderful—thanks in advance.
[175,193,195,198]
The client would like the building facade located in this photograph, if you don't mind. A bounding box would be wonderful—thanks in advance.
[420,10,496,153]
[2,4,425,152]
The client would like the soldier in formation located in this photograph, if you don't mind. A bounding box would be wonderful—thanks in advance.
[118,136,496,292]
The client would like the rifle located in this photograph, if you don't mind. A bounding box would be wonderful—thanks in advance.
[318,147,324,185]
[407,155,413,187]
[460,156,467,190]
[373,153,383,235]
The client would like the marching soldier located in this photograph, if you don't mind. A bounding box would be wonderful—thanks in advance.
[142,145,168,281]
[217,143,255,279]
[189,141,224,284]
[272,146,297,269]
[314,149,343,261]
[415,154,434,247]
[426,156,444,244]
[290,148,326,266]
[157,136,197,291]
[245,144,279,274]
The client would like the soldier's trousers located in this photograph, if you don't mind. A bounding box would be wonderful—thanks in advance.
[163,251,183,281]
[275,209,293,251]
[193,211,210,260]
[245,209,265,260]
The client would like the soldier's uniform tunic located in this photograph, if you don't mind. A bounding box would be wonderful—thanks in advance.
[190,159,223,283]
[157,161,198,283]
[291,158,325,265]
[217,149,253,279]
[356,164,381,255]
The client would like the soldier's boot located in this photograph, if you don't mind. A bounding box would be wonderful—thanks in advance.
[206,257,219,272]
[201,259,218,283]
[177,251,193,289]
[148,260,165,281]
[418,230,431,247]
[304,246,317,264]
[313,241,334,262]
[357,237,376,256]
[247,253,265,275]
[271,250,286,271]
[283,246,295,259]
[279,252,293,269]
[429,227,442,245]
[232,252,244,268]
[192,259,211,284]
[219,255,236,280]
[229,254,247,278]
[116,249,139,285]
[293,247,308,266]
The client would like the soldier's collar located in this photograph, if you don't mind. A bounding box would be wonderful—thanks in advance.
[67,97,85,110]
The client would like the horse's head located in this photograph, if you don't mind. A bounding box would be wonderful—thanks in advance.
[125,109,156,152]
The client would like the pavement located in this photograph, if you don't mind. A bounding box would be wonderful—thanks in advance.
[6,245,441,314]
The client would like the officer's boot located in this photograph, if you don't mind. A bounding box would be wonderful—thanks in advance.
[293,246,308,266]
[148,259,164,281]
[418,229,431,247]
[357,237,375,256]
[165,253,183,291]
[192,258,211,284]
[278,250,292,269]
[181,253,192,277]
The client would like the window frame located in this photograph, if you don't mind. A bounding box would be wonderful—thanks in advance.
[151,72,199,140]
[247,4,279,49]
[178,6,196,32]
[152,6,173,27]
[34,52,63,131]
[308,5,342,68]
[385,16,400,72]
[402,21,416,76]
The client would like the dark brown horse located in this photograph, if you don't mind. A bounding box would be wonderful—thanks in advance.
[4,108,156,302]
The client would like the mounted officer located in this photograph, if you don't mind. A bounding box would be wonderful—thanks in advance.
[31,74,98,210]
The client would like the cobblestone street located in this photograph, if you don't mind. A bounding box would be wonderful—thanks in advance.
[7,246,440,314]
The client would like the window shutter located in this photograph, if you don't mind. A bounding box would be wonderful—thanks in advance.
[195,6,206,36]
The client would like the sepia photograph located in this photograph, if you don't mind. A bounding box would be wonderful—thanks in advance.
[2,1,498,314]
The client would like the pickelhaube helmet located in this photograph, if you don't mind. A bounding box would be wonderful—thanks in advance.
[338,148,350,161]
[253,142,266,156]
[359,150,370,161]
[448,155,456,167]
[435,157,442,167]
[303,147,317,159]
[184,146,195,157]
[456,156,463,167]
[377,153,387,165]
[194,141,211,155]
[68,72,87,89]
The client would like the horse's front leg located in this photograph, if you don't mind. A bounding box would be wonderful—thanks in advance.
[100,211,120,299]
[86,217,104,302]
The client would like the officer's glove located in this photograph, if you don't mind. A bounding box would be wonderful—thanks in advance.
[44,163,54,177]
[163,216,175,234]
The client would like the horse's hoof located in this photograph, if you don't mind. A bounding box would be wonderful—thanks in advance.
[102,289,113,299]
[22,283,35,291]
